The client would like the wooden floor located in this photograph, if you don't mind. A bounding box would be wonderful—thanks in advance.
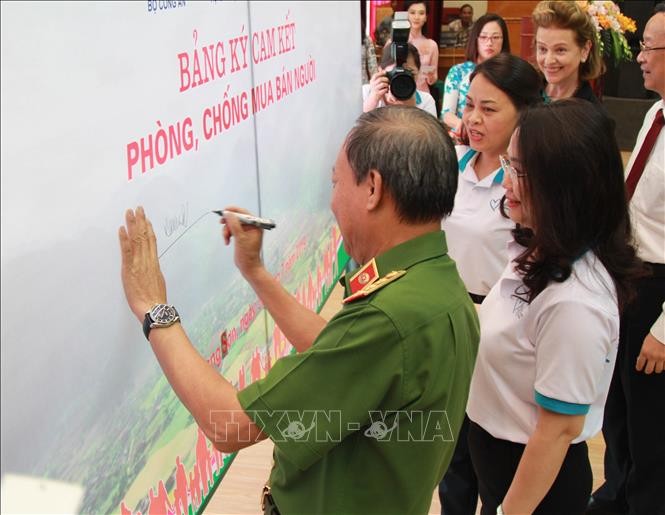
[205,283,609,514]
[205,434,606,514]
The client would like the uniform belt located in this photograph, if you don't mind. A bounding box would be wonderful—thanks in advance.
[261,485,281,515]
[468,292,486,305]
[646,262,665,278]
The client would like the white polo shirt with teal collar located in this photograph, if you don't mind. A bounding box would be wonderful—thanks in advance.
[442,146,515,297]
[467,240,620,444]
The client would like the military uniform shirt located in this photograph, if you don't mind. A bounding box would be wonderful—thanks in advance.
[238,231,479,515]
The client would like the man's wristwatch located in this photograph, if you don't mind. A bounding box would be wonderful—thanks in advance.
[143,304,180,340]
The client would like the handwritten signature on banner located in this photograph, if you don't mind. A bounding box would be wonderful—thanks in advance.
[163,202,189,237]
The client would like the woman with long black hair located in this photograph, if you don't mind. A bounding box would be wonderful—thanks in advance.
[466,100,645,515]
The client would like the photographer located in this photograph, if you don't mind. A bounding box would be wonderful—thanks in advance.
[362,43,437,117]
[383,2,439,93]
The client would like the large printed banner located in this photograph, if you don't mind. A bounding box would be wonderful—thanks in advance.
[1,2,359,513]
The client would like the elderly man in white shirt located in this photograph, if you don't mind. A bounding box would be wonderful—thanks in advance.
[589,5,665,515]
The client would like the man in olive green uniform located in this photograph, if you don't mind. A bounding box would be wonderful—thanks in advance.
[119,106,479,514]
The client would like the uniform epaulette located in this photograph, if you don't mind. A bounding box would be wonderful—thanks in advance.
[343,270,407,304]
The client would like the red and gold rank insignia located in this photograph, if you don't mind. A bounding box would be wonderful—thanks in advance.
[347,258,379,294]
[343,270,407,304]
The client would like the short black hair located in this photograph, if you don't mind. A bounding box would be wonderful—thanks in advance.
[470,53,543,110]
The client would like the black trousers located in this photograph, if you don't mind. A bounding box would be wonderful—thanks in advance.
[438,415,478,515]
[593,268,665,515]
[468,421,592,515]
[437,292,485,515]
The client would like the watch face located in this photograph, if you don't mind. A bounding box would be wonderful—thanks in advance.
[150,304,178,325]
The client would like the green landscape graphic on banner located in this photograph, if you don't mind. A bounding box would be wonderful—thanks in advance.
[0,1,359,513]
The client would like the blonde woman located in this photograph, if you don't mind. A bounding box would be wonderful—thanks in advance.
[532,0,604,103]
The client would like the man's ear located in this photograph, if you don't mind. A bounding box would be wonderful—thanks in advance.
[366,169,383,211]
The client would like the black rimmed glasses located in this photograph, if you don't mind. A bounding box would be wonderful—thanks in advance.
[639,40,665,52]
[500,154,526,180]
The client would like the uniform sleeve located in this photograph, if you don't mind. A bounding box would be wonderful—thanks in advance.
[533,300,617,415]
[442,65,461,116]
[237,304,403,471]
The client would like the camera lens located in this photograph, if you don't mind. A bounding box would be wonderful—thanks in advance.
[389,71,416,100]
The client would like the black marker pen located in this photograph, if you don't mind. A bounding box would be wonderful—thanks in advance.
[212,210,276,230]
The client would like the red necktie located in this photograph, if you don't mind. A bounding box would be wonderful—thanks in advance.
[625,108,664,200]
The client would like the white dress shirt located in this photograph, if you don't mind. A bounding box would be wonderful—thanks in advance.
[626,100,665,342]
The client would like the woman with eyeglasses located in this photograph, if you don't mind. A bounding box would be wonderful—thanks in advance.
[466,100,645,515]
[438,53,542,515]
[532,1,604,104]
[441,13,510,142]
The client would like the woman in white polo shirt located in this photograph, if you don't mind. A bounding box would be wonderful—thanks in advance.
[438,53,542,515]
[466,100,645,515]
[442,53,542,303]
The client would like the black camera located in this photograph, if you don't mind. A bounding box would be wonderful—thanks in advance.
[387,12,416,100]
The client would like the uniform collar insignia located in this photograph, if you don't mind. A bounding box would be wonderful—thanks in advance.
[343,270,407,304]
[347,258,379,294]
